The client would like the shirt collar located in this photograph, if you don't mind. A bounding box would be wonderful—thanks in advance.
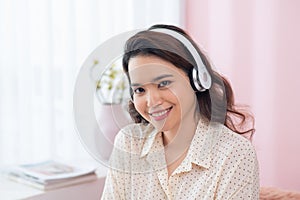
[140,119,221,170]
[140,124,162,158]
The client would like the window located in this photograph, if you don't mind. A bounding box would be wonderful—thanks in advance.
[0,0,184,165]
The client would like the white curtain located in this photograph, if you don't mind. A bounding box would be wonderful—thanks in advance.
[0,0,183,165]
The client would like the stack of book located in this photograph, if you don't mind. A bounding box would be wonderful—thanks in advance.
[4,160,99,190]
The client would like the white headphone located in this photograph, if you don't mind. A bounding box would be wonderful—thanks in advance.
[150,28,212,92]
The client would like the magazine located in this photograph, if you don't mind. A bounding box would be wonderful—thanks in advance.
[4,160,99,190]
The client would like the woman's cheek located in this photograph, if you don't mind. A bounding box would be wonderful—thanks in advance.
[133,98,148,118]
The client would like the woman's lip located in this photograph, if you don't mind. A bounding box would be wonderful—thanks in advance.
[149,107,172,121]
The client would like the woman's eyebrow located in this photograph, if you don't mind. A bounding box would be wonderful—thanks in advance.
[130,83,141,87]
[152,74,173,82]
[130,74,173,87]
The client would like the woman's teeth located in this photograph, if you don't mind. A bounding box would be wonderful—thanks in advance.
[150,108,171,117]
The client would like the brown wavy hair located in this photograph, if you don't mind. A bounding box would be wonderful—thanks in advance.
[122,24,255,138]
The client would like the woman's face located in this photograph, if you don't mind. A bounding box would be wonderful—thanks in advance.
[128,55,198,133]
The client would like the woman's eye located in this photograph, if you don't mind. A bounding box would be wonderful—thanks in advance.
[158,80,171,88]
[133,87,145,94]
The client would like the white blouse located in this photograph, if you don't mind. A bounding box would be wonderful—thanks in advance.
[101,119,259,200]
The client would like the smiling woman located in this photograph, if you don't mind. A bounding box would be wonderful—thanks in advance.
[101,24,259,199]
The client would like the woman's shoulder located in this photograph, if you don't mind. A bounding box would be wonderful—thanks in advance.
[109,123,157,173]
[112,123,155,150]
[115,123,155,139]
[214,123,257,156]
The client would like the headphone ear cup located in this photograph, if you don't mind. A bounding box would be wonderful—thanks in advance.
[191,68,199,91]
[198,64,212,90]
[192,68,205,92]
[192,66,212,92]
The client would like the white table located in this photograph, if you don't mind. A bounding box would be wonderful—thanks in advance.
[0,166,107,200]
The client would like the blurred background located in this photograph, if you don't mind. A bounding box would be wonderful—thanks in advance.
[0,0,299,192]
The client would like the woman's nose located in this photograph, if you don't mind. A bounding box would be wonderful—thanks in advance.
[146,89,163,107]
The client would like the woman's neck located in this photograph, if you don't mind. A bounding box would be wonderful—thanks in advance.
[162,112,200,157]
[162,111,200,146]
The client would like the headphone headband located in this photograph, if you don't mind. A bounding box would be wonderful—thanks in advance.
[150,28,212,91]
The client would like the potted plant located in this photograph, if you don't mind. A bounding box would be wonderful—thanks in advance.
[95,60,128,105]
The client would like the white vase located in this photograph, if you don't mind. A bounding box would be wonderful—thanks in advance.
[94,101,132,160]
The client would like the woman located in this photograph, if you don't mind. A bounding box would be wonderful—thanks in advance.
[101,24,259,199]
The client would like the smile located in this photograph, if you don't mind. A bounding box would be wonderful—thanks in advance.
[149,107,172,120]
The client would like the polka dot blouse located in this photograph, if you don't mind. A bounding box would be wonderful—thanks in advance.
[101,119,259,199]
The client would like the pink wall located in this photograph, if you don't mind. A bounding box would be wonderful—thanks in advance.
[186,0,300,191]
